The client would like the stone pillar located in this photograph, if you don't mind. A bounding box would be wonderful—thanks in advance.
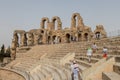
[27,32,34,46]
[42,30,47,44]
[33,33,39,45]
[13,32,19,47]
[10,39,17,60]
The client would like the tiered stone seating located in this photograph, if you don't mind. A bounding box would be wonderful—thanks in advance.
[102,57,120,80]
[3,36,120,80]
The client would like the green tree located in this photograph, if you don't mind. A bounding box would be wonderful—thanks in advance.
[0,44,5,54]
[0,44,5,62]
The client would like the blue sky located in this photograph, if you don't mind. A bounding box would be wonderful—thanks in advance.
[0,0,120,47]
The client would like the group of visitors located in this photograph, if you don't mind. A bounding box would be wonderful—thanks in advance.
[70,42,108,80]
[86,43,108,62]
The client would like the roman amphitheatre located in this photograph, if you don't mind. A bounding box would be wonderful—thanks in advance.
[0,13,120,80]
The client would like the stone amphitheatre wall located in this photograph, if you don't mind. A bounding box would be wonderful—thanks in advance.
[11,13,107,48]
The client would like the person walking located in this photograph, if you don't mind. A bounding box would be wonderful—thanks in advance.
[102,47,108,58]
[87,47,93,63]
[72,61,82,80]
[92,43,97,53]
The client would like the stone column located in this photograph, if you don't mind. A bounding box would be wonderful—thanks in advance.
[13,32,19,47]
[10,39,17,60]
[27,32,34,46]
[42,30,47,44]
[33,33,39,45]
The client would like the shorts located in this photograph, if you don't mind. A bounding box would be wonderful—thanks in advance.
[103,53,107,58]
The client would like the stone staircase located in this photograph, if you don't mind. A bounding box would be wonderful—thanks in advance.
[2,36,120,80]
[102,57,120,80]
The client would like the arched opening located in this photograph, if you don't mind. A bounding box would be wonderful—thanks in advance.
[73,15,78,28]
[52,35,57,44]
[95,32,101,39]
[57,36,61,43]
[71,34,76,42]
[52,16,62,30]
[71,13,83,30]
[66,34,71,43]
[40,17,49,29]
[84,33,88,41]
[53,19,58,30]
[41,30,44,34]
[23,33,27,46]
[43,20,48,29]
[78,33,82,41]
[47,36,51,44]
[38,35,43,44]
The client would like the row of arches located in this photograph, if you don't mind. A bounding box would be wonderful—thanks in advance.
[13,30,104,47]
[40,13,85,31]
[40,16,62,30]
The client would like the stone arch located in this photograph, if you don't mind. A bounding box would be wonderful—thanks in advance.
[47,36,51,44]
[65,33,71,43]
[57,36,61,43]
[78,33,82,41]
[13,32,19,47]
[84,33,89,41]
[71,13,84,30]
[95,32,101,39]
[94,25,107,39]
[13,30,26,47]
[38,34,43,44]
[40,17,50,29]
[52,35,57,44]
[51,16,62,30]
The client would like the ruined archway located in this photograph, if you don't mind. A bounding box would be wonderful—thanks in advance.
[51,16,62,30]
[84,33,88,41]
[78,33,82,41]
[52,35,57,44]
[65,33,71,43]
[40,17,50,29]
[57,36,61,43]
[13,32,19,47]
[71,13,84,30]
[13,30,26,47]
[38,35,43,44]
[47,36,51,44]
[95,32,101,39]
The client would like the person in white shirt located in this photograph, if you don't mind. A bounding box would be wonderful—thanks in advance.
[87,47,93,62]
[102,47,108,58]
[92,43,97,53]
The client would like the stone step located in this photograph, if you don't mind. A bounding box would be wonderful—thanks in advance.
[75,56,99,63]
[43,65,61,80]
[36,69,46,80]
[44,64,67,80]
[40,66,52,79]
[102,72,120,80]
[51,63,72,79]
[115,57,120,62]
[30,72,40,80]
[113,63,120,75]
[75,59,93,68]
